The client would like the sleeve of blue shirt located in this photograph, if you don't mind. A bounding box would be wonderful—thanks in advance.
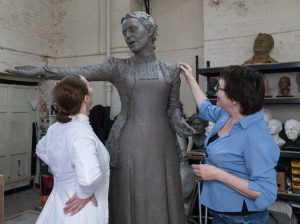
[244,127,280,210]
[199,99,223,123]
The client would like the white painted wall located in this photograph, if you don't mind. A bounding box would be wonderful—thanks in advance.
[0,0,55,71]
[203,0,300,66]
[151,0,204,116]
[203,0,300,122]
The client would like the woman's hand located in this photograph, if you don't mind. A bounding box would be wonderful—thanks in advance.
[179,62,195,81]
[191,164,223,181]
[63,193,98,216]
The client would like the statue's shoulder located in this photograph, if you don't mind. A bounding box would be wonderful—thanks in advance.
[158,59,180,77]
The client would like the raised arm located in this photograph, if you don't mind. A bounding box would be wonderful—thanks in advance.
[5,57,118,82]
[180,62,207,110]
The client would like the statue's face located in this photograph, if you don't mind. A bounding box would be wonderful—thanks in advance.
[285,122,299,141]
[122,18,152,54]
[253,35,271,54]
[279,77,290,90]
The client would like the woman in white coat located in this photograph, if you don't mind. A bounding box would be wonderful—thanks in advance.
[36,75,110,224]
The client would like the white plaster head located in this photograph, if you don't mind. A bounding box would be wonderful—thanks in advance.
[263,108,273,124]
[285,119,300,141]
[268,119,282,135]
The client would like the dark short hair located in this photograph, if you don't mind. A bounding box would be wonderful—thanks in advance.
[219,65,265,115]
[53,75,88,123]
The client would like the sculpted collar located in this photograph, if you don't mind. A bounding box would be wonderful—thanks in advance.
[133,53,157,63]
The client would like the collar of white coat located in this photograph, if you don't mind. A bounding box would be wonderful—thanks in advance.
[69,113,89,124]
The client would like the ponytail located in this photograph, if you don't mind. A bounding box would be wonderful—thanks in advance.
[56,107,71,123]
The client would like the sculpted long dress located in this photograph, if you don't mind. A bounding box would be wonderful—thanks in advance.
[44,54,185,224]
[35,114,110,224]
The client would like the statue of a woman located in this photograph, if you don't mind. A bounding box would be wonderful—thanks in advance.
[6,11,194,224]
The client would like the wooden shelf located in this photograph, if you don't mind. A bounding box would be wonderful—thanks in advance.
[277,192,300,202]
[280,151,300,159]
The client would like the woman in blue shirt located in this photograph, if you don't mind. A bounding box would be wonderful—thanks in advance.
[180,63,279,224]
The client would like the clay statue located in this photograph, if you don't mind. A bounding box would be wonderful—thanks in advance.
[178,113,207,216]
[6,11,195,224]
[277,76,293,97]
[243,33,278,65]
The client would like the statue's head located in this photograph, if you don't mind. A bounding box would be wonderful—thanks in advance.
[278,76,291,90]
[121,11,158,53]
[253,33,274,55]
[268,119,282,135]
[285,119,300,141]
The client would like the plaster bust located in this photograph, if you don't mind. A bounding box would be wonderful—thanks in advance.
[284,119,300,141]
[243,33,278,65]
[268,119,285,147]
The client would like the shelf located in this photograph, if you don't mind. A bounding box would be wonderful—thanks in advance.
[277,192,300,202]
[196,61,300,77]
[280,149,300,158]
[208,97,300,105]
[264,97,300,104]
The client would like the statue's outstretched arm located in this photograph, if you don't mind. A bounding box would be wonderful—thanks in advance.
[167,69,196,138]
[5,57,117,82]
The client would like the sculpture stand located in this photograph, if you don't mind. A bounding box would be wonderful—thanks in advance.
[185,151,209,224]
[186,178,209,224]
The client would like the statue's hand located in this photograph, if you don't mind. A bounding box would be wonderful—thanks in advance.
[173,118,196,138]
[5,65,46,78]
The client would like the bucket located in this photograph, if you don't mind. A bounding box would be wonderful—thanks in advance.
[40,195,49,208]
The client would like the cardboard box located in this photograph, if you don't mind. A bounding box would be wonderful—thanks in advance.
[277,172,287,192]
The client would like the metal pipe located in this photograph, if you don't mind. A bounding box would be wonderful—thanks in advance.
[105,0,112,108]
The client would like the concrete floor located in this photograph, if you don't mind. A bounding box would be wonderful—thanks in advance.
[4,187,40,222]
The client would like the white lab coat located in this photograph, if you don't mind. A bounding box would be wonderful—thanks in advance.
[36,113,110,224]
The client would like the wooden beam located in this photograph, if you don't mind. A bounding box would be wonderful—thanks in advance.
[0,175,3,224]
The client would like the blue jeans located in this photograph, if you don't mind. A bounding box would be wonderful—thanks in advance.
[211,210,269,224]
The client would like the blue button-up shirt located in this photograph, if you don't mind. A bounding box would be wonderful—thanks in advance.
[199,100,279,212]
